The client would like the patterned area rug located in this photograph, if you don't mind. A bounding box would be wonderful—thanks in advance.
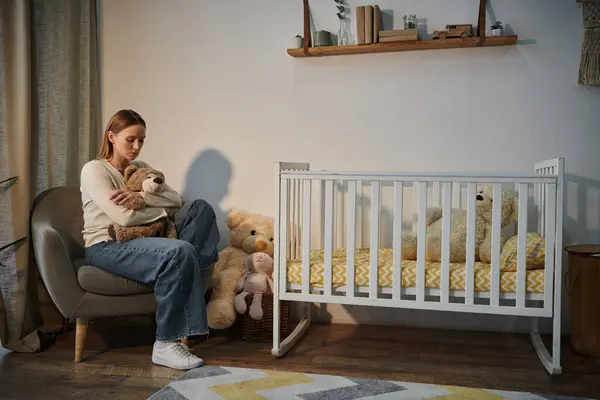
[147,365,588,400]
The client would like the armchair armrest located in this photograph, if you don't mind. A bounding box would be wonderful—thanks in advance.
[32,224,84,319]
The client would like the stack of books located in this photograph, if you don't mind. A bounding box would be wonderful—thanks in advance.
[378,29,418,43]
[355,5,380,44]
[355,5,419,44]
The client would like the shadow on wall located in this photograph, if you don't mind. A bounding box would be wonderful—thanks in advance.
[563,173,600,246]
[180,149,232,251]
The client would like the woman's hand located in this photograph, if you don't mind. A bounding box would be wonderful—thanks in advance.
[109,189,145,210]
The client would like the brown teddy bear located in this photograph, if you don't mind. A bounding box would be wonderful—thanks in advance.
[234,252,274,321]
[402,183,519,263]
[206,209,274,330]
[107,165,177,243]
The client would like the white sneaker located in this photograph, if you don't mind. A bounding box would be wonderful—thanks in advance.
[152,341,204,370]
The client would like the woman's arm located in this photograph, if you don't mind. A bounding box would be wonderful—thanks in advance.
[140,183,182,208]
[133,160,183,208]
[81,161,167,227]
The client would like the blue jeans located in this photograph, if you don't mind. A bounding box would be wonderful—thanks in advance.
[85,199,220,341]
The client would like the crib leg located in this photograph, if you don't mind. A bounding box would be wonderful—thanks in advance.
[272,301,311,358]
[530,317,562,375]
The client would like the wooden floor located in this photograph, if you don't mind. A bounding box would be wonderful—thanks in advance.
[1,315,599,399]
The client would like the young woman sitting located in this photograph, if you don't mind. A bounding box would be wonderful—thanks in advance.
[80,109,219,370]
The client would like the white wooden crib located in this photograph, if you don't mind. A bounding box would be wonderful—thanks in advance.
[271,158,564,375]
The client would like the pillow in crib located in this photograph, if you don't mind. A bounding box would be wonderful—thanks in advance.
[499,232,546,271]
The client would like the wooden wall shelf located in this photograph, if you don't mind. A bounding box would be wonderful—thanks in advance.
[291,0,518,58]
[287,35,518,57]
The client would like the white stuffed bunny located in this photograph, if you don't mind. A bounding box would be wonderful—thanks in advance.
[234,252,274,320]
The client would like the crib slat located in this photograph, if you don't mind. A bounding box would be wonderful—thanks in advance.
[392,182,403,301]
[346,181,357,298]
[540,181,546,234]
[465,183,476,305]
[370,181,380,299]
[490,183,502,307]
[441,182,452,304]
[279,179,289,294]
[296,179,301,260]
[356,181,363,248]
[412,185,419,236]
[417,182,427,303]
[336,182,344,250]
[324,180,334,297]
[301,180,312,295]
[289,179,297,261]
[287,180,293,260]
[544,183,556,311]
[517,183,529,308]
[535,182,542,234]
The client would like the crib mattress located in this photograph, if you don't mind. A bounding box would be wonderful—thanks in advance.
[286,248,546,293]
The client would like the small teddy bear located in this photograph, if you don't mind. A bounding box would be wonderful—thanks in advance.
[107,165,177,243]
[234,252,274,321]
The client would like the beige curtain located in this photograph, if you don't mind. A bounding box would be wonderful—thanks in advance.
[0,0,100,353]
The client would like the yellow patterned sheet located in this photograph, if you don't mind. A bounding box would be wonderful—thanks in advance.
[286,248,546,293]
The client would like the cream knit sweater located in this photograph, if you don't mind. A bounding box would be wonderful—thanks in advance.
[80,159,182,248]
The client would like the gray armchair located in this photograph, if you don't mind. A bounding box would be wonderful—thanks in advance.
[30,186,211,362]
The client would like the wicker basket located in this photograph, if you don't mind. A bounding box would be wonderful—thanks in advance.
[238,293,290,341]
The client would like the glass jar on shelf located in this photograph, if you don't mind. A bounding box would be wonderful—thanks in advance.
[337,17,353,45]
[403,14,417,29]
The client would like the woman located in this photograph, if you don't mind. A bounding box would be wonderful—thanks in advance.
[80,109,219,370]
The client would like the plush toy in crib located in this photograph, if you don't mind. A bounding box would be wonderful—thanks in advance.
[206,209,274,330]
[402,183,519,263]
[234,252,274,321]
[107,165,177,243]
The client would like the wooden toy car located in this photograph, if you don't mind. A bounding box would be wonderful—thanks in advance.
[432,24,473,39]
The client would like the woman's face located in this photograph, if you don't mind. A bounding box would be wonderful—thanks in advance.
[108,124,145,161]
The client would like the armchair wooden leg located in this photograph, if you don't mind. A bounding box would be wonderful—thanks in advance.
[74,318,89,363]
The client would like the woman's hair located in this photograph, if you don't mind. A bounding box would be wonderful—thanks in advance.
[96,109,146,160]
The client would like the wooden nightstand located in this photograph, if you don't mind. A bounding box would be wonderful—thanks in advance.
[565,245,600,358]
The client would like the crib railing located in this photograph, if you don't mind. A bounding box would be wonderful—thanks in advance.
[274,162,562,317]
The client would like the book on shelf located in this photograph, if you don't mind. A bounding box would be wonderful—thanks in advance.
[365,5,373,44]
[355,4,381,44]
[373,5,380,43]
[356,6,365,44]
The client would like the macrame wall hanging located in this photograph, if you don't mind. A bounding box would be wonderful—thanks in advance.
[578,0,600,86]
